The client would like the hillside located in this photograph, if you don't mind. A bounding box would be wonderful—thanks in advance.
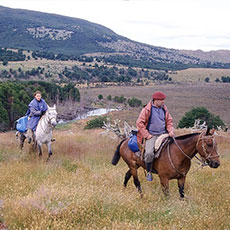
[1,5,230,71]
[180,49,230,63]
[0,6,122,55]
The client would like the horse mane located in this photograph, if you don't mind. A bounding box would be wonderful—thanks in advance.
[167,132,200,145]
[175,132,200,140]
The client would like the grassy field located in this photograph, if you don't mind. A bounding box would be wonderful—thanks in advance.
[0,118,230,230]
[79,82,230,128]
[169,68,230,82]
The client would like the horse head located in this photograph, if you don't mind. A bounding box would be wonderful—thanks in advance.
[196,128,220,168]
[46,104,57,128]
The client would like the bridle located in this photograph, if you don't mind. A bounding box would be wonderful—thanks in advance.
[195,133,220,162]
[167,133,219,176]
[40,110,57,134]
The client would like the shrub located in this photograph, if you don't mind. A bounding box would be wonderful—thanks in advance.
[127,97,142,107]
[113,95,126,103]
[107,95,112,101]
[98,94,103,100]
[84,116,108,129]
[178,107,225,129]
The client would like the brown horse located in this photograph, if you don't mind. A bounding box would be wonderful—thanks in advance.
[112,128,220,198]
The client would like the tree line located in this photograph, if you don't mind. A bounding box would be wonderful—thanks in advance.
[0,81,80,131]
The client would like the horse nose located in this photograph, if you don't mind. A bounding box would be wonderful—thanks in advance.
[52,121,57,127]
[210,161,220,168]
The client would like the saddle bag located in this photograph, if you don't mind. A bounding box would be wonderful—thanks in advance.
[128,131,139,152]
[16,116,28,133]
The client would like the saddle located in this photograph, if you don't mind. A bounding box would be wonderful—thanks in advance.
[135,134,170,159]
[154,134,169,158]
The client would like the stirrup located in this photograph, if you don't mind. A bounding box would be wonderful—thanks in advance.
[146,172,153,181]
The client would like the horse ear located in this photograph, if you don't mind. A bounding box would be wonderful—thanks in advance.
[47,104,50,109]
[53,104,56,110]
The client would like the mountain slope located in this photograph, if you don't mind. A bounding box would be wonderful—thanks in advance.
[180,49,230,63]
[0,5,124,55]
[1,5,230,70]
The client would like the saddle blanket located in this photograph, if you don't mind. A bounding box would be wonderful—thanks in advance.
[134,133,169,159]
[155,134,169,152]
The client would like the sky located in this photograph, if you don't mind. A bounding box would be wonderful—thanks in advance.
[0,0,230,51]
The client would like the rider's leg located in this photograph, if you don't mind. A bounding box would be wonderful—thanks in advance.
[144,135,158,181]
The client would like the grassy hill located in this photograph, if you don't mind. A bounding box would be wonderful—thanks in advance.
[0,118,230,229]
[0,6,122,56]
[1,5,230,72]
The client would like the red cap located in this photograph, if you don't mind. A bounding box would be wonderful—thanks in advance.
[152,91,166,100]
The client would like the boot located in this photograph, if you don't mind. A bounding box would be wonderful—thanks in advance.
[145,162,153,181]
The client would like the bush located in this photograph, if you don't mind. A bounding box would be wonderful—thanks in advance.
[113,95,126,103]
[84,116,108,129]
[127,97,142,107]
[178,107,225,129]
[98,94,103,100]
[107,95,112,101]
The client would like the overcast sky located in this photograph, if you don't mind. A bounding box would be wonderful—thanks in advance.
[1,0,230,51]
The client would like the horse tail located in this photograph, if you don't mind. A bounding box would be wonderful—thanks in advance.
[112,138,126,165]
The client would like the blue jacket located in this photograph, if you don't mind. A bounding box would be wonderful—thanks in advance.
[26,98,48,131]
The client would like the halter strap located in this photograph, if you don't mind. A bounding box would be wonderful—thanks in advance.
[196,133,220,161]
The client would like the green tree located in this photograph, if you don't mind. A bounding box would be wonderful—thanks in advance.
[2,60,8,66]
[178,107,225,129]
[98,94,103,100]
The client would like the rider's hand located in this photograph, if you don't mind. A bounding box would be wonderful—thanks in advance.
[147,134,153,140]
[168,131,174,137]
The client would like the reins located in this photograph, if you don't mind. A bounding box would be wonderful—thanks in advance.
[167,134,218,176]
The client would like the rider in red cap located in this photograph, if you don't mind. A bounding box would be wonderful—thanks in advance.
[136,91,174,181]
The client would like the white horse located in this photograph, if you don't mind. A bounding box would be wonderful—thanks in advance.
[19,105,57,159]
[35,105,57,158]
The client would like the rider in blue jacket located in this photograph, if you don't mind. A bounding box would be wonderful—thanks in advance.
[26,90,48,143]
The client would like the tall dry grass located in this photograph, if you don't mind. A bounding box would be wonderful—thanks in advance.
[0,122,230,230]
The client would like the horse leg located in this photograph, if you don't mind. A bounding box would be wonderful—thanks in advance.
[123,169,132,188]
[47,142,53,158]
[130,166,142,195]
[19,133,26,150]
[177,176,186,199]
[37,143,42,157]
[159,176,170,196]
